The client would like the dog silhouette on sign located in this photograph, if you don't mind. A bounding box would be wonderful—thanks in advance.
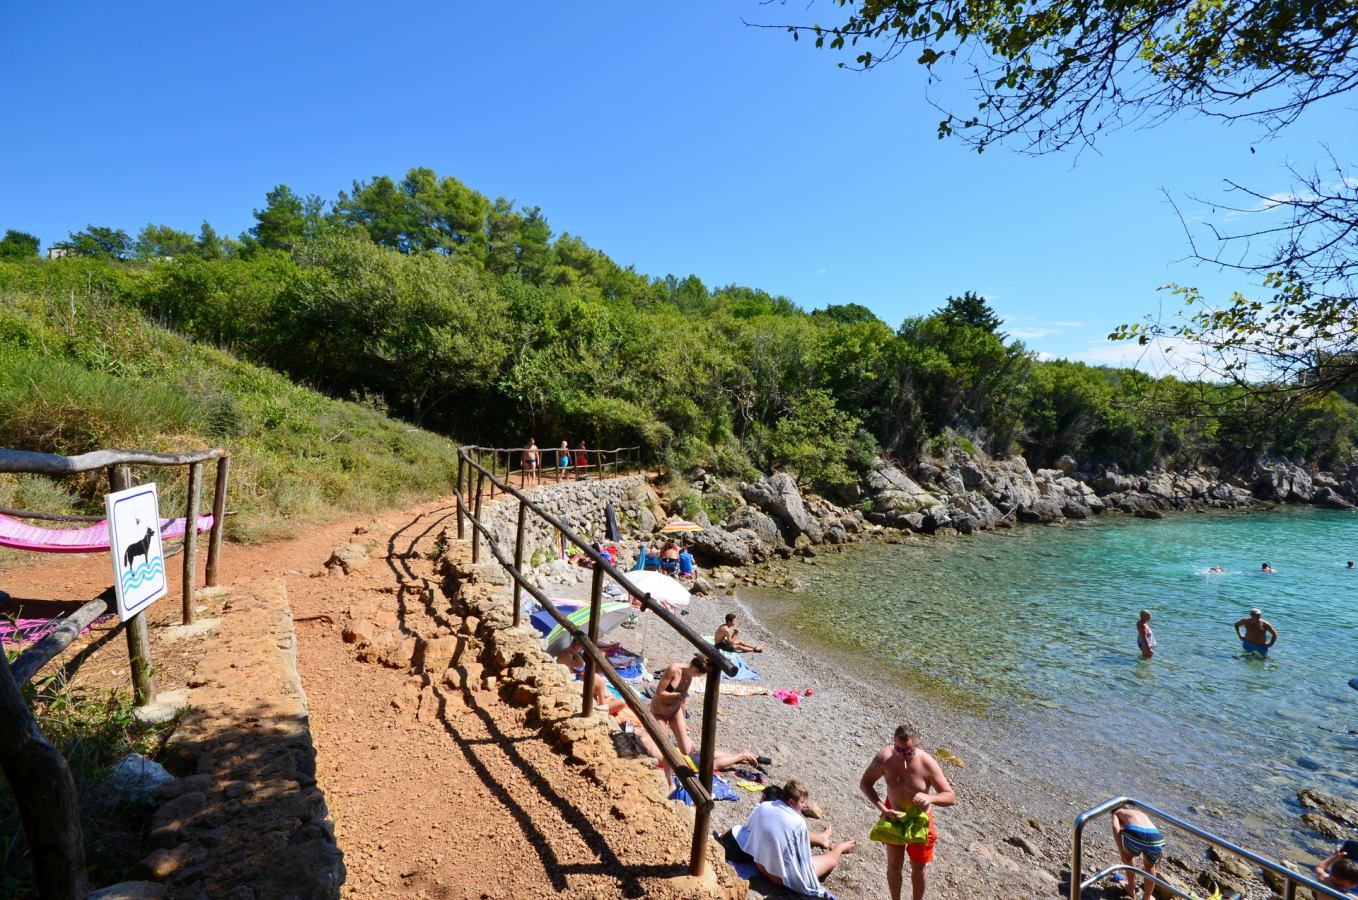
[123,527,155,568]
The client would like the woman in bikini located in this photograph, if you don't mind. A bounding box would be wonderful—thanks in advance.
[650,653,710,756]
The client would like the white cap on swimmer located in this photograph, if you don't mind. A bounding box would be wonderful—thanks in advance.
[1250,608,1261,616]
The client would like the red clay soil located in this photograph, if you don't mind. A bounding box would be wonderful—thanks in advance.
[1,497,733,899]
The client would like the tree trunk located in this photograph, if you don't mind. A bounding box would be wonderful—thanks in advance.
[0,655,87,898]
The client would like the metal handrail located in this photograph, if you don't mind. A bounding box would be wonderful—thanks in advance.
[1073,797,1349,900]
[453,447,732,877]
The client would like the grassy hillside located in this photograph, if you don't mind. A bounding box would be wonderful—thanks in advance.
[0,274,458,544]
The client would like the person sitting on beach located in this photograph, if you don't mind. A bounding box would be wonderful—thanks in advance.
[724,779,857,898]
[1111,806,1166,900]
[659,541,681,575]
[1235,608,1278,654]
[556,638,612,710]
[651,653,710,757]
[1261,561,1277,574]
[860,724,956,900]
[1136,609,1155,660]
[678,545,695,579]
[716,613,764,653]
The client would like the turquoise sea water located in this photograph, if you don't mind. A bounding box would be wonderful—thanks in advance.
[748,507,1358,854]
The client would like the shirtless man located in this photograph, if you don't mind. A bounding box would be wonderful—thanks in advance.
[524,438,540,486]
[715,613,764,653]
[650,654,710,756]
[1111,805,1166,900]
[1234,608,1278,654]
[860,724,956,900]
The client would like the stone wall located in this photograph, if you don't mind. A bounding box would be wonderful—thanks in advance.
[477,475,664,565]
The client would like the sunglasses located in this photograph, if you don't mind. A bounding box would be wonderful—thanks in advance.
[894,742,916,756]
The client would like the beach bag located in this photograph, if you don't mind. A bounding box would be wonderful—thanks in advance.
[868,804,930,845]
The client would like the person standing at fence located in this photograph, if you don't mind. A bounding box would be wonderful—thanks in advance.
[524,439,540,486]
[557,441,572,480]
[575,440,589,476]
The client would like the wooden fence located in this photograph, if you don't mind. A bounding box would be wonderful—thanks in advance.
[457,445,641,503]
[453,447,735,877]
[0,446,230,899]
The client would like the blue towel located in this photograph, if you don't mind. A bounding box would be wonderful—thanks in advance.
[669,773,740,805]
[722,650,761,682]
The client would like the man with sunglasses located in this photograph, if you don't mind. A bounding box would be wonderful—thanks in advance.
[860,724,956,900]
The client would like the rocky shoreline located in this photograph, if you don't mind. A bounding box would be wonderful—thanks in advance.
[679,454,1357,575]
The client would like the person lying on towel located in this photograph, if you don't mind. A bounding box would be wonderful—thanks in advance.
[724,780,856,898]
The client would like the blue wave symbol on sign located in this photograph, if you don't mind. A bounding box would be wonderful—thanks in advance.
[121,557,164,592]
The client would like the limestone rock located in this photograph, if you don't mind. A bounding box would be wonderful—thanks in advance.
[689,527,760,566]
[104,753,175,805]
[740,473,823,543]
[325,543,371,575]
[341,619,374,646]
[726,505,784,546]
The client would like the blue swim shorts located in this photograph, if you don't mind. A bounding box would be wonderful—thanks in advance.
[1242,640,1269,654]
[1121,825,1166,864]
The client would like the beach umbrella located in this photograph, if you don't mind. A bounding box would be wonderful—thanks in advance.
[621,570,691,608]
[659,519,704,533]
[530,599,582,638]
[543,601,634,657]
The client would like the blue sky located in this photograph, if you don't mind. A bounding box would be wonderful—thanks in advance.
[1,1,1350,367]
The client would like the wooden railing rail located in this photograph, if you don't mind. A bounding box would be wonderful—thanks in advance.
[455,445,641,503]
[453,446,732,877]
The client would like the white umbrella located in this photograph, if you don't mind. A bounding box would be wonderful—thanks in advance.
[621,570,691,608]
[543,601,634,657]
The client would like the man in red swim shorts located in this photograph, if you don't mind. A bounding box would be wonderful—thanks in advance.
[860,724,956,900]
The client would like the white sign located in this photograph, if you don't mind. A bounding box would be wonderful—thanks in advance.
[106,482,167,622]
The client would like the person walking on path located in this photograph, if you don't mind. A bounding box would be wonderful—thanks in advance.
[860,724,956,900]
[557,441,571,480]
[650,654,710,757]
[574,440,589,476]
[1235,608,1278,655]
[1111,805,1167,900]
[524,439,540,486]
[1136,609,1155,660]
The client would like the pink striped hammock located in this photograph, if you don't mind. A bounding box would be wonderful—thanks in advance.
[0,513,214,554]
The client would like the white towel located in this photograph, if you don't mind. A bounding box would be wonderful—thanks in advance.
[734,800,834,899]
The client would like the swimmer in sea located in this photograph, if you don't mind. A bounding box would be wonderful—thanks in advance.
[1207,566,1224,574]
[1136,609,1155,659]
[1234,608,1277,655]
[1261,561,1276,574]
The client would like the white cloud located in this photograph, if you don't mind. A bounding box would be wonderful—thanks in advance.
[1009,327,1058,340]
[1070,336,1216,378]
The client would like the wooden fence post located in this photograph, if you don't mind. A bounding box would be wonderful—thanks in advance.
[181,461,203,625]
[512,499,527,626]
[204,456,229,587]
[455,452,465,540]
[581,564,604,716]
[689,666,723,876]
[0,654,87,899]
[108,467,156,706]
[471,470,484,564]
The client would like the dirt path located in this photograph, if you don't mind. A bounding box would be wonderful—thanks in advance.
[2,495,732,899]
